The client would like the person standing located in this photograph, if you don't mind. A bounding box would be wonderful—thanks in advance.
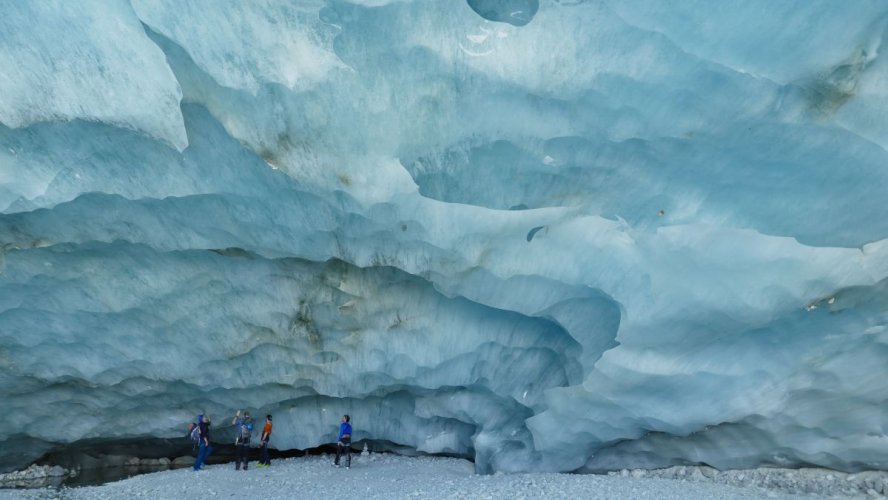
[257,414,273,468]
[193,414,213,471]
[333,414,352,469]
[232,410,254,471]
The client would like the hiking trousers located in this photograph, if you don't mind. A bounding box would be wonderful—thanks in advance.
[335,437,351,467]
[194,443,212,471]
[260,440,270,465]
[235,443,249,470]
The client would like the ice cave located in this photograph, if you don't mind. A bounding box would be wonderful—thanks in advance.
[1,0,887,477]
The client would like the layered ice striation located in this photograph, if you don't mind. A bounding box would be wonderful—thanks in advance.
[1,0,888,474]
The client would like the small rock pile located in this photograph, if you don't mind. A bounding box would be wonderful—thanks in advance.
[609,465,887,497]
[0,464,76,488]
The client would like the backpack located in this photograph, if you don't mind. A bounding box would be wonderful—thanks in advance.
[189,423,200,443]
[188,415,203,447]
[238,418,254,443]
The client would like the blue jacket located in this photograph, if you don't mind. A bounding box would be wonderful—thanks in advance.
[338,422,352,441]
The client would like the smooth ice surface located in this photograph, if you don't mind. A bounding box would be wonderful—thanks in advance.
[131,0,345,94]
[2,0,888,475]
[0,0,186,150]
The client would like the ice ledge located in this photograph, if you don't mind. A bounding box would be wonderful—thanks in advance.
[0,0,187,151]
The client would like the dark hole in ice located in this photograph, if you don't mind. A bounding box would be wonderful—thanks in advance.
[467,0,539,27]
[14,438,457,489]
[526,225,545,242]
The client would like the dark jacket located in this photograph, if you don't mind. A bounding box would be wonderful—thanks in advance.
[199,421,211,445]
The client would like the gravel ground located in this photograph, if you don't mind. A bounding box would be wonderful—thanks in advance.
[0,454,856,500]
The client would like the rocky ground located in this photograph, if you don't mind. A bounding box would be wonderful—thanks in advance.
[612,465,887,498]
[3,454,885,499]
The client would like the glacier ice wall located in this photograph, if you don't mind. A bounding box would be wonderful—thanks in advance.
[2,0,888,473]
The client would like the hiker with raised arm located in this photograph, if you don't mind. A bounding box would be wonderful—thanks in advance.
[232,410,254,471]
[192,414,213,471]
